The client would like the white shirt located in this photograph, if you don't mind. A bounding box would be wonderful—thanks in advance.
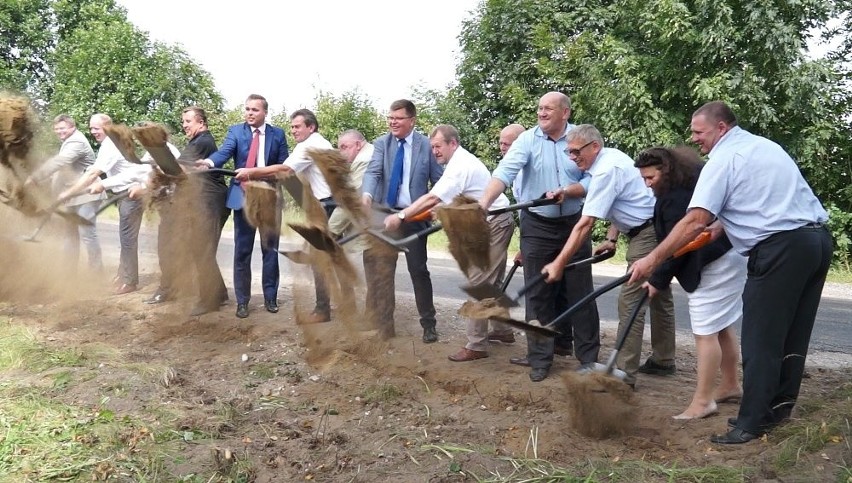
[431,146,510,212]
[581,147,655,233]
[396,131,415,207]
[283,132,333,199]
[91,137,150,192]
[689,126,828,253]
[253,123,267,167]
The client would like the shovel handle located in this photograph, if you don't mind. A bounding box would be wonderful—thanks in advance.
[486,195,558,216]
[603,290,649,374]
[673,231,712,258]
[205,168,237,177]
[548,272,631,329]
[499,261,521,293]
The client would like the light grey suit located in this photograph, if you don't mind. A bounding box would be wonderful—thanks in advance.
[32,128,104,269]
[361,131,444,337]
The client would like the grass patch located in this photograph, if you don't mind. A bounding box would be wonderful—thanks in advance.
[362,383,404,404]
[0,323,87,372]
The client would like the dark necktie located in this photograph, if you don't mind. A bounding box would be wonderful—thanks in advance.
[386,138,405,207]
[246,128,260,168]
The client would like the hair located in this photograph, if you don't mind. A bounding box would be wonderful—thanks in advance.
[339,129,365,142]
[389,99,416,117]
[692,101,738,127]
[91,113,112,126]
[565,124,603,145]
[429,124,460,144]
[246,94,268,111]
[53,114,75,127]
[634,146,705,195]
[290,108,319,131]
[182,106,208,126]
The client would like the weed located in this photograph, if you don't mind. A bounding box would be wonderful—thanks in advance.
[249,362,276,380]
[362,382,404,404]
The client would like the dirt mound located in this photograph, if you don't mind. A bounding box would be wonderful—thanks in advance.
[436,194,490,276]
[562,371,638,438]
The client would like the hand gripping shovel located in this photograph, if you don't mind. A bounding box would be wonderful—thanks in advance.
[461,249,616,307]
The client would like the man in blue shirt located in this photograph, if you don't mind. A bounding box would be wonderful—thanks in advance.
[478,92,600,382]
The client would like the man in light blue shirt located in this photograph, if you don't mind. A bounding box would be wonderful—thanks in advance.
[629,101,833,444]
[479,92,599,382]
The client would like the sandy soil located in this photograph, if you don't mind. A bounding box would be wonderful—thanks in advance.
[2,216,851,482]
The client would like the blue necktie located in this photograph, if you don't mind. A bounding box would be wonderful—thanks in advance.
[386,138,405,207]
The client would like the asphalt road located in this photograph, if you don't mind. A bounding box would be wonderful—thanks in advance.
[115,222,851,356]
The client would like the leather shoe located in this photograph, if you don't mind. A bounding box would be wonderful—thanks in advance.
[728,417,737,428]
[529,367,549,382]
[264,299,279,313]
[144,291,170,304]
[236,303,249,319]
[710,428,761,444]
[638,359,676,376]
[554,345,573,357]
[509,356,530,367]
[114,283,137,295]
[422,326,438,343]
[487,331,515,344]
[306,311,330,323]
[448,347,488,362]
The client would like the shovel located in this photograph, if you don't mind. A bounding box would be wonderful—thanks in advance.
[499,258,522,293]
[580,290,650,380]
[462,249,616,307]
[95,191,131,216]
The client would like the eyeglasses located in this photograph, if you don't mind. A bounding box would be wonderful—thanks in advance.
[566,141,594,157]
[386,116,413,122]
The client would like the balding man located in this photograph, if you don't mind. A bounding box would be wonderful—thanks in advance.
[328,129,373,249]
[60,114,150,294]
[499,123,525,200]
[478,92,600,382]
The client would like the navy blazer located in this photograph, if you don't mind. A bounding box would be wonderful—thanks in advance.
[209,122,289,209]
[361,131,443,205]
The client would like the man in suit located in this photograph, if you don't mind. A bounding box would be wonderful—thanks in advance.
[25,114,104,271]
[199,94,289,319]
[361,99,444,343]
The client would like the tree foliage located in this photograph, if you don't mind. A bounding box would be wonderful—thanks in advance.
[454,0,851,205]
[312,89,386,146]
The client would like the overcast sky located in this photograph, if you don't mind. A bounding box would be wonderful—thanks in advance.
[117,0,481,114]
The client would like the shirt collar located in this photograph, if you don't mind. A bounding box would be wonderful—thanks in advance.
[532,123,574,142]
[249,123,267,135]
[709,125,741,156]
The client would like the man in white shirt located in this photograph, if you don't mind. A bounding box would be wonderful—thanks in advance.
[542,124,676,387]
[629,101,832,444]
[328,129,373,252]
[60,114,150,295]
[384,124,514,362]
[26,114,104,270]
[236,109,339,323]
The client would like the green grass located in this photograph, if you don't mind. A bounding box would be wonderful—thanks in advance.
[362,382,405,404]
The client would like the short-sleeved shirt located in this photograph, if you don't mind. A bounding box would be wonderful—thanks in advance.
[283,132,333,200]
[582,147,655,232]
[492,124,590,218]
[430,147,510,212]
[92,137,151,192]
[689,126,828,254]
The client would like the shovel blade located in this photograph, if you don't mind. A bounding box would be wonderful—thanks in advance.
[278,249,311,264]
[288,223,338,252]
[579,363,627,380]
[460,283,518,307]
[489,316,560,338]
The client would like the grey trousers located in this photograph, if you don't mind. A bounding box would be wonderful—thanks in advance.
[117,196,144,286]
[65,200,103,270]
[616,224,676,385]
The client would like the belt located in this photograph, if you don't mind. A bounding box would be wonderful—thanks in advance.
[626,219,654,238]
[801,222,824,229]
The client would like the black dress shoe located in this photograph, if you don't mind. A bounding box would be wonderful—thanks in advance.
[509,356,531,367]
[728,417,737,428]
[264,299,279,313]
[422,326,438,343]
[236,303,249,319]
[144,292,170,304]
[554,345,573,357]
[529,367,549,382]
[710,428,761,444]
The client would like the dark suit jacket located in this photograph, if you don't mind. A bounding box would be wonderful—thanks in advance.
[648,185,733,292]
[361,131,443,205]
[209,123,289,209]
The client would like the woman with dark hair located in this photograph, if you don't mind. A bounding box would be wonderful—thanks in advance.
[635,146,747,420]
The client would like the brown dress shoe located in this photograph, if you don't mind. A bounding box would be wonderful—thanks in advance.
[448,348,488,362]
[114,283,137,295]
[509,356,531,367]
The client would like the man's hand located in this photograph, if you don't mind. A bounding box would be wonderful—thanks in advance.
[594,239,616,256]
[383,213,403,231]
[541,260,565,283]
[627,254,659,285]
[234,168,255,181]
[128,185,147,199]
[641,281,659,298]
[194,159,212,170]
[545,187,566,204]
[513,251,523,266]
[88,181,105,194]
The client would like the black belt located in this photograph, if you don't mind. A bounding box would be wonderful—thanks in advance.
[626,219,654,238]
[801,222,824,229]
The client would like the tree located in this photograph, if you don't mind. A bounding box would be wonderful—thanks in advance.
[0,0,53,97]
[312,89,385,145]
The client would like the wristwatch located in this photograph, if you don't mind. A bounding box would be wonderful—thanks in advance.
[397,211,406,220]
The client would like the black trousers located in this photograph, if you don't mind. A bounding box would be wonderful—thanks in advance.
[193,176,229,308]
[363,219,436,336]
[521,211,600,369]
[736,225,833,433]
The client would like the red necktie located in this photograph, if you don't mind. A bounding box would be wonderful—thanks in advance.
[246,128,260,168]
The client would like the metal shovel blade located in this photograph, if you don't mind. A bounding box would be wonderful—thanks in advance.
[288,223,338,252]
[145,145,183,176]
[489,315,561,338]
[278,249,312,264]
[577,362,627,381]
[280,176,305,209]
